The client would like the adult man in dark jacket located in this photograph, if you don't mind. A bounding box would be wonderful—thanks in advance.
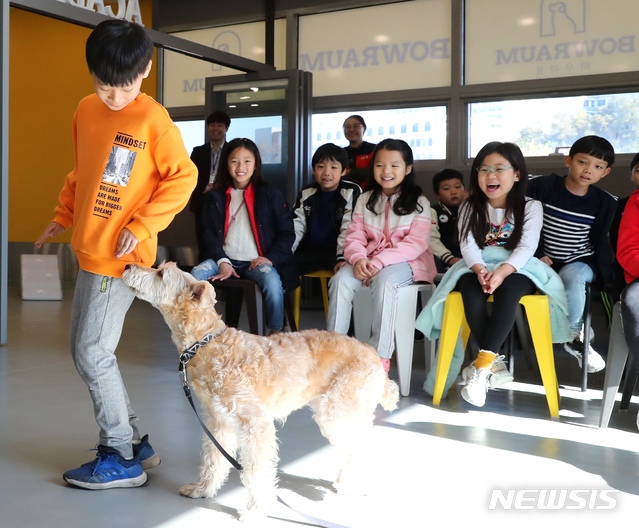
[189,111,231,262]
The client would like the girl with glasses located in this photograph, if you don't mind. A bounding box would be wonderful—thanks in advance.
[454,142,541,406]
[418,142,571,408]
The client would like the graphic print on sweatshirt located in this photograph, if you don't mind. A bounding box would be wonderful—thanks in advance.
[93,132,146,219]
[103,145,136,186]
[485,217,513,247]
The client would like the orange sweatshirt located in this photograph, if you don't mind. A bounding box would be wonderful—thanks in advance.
[52,93,197,277]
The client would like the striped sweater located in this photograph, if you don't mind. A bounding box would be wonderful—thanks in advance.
[526,173,617,286]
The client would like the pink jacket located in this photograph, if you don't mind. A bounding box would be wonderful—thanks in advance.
[344,191,437,283]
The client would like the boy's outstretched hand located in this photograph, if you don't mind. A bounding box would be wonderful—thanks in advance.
[35,222,65,248]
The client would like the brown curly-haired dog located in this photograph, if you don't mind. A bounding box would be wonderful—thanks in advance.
[122,261,399,521]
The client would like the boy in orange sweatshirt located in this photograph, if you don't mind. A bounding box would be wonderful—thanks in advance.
[35,20,196,489]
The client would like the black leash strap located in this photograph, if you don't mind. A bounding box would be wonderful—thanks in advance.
[179,336,351,528]
[181,377,243,471]
[179,334,242,471]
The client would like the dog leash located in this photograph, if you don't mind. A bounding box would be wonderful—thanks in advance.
[179,333,241,471]
[179,336,351,528]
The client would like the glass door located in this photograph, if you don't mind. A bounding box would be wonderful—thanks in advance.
[205,70,312,205]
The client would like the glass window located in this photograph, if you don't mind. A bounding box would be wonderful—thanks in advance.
[466,0,639,84]
[181,113,284,164]
[164,20,287,108]
[229,115,283,163]
[469,93,639,157]
[298,0,451,97]
[174,120,205,155]
[312,107,447,161]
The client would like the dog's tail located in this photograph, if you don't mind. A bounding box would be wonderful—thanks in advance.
[380,377,400,411]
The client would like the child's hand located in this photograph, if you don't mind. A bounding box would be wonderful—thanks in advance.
[481,270,502,294]
[211,262,239,281]
[353,258,374,281]
[248,256,272,270]
[353,258,379,286]
[540,255,553,266]
[333,261,347,273]
[361,265,380,287]
[482,264,515,294]
[471,264,488,287]
[115,228,139,259]
[35,222,65,248]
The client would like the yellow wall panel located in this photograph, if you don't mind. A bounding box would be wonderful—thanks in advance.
[9,3,155,243]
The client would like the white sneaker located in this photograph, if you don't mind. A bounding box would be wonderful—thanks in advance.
[488,355,514,388]
[462,355,514,389]
[461,365,491,407]
[579,326,595,343]
[563,338,606,373]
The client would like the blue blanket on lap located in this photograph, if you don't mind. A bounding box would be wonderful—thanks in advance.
[415,246,571,397]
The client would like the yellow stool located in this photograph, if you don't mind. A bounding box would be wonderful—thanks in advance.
[432,291,560,418]
[292,270,333,329]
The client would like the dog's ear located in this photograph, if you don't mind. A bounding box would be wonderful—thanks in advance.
[190,282,207,302]
[189,282,217,306]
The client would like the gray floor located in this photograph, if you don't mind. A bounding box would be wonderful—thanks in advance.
[1,282,639,527]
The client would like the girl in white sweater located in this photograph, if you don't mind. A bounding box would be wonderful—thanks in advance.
[455,141,542,407]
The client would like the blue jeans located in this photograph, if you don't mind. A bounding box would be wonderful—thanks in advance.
[557,261,595,336]
[191,259,285,331]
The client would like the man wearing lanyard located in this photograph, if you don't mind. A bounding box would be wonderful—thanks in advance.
[189,111,231,262]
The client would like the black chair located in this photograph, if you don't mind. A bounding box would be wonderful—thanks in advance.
[580,283,613,391]
[211,278,297,335]
[620,350,639,411]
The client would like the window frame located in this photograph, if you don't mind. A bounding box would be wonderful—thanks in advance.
[163,0,639,198]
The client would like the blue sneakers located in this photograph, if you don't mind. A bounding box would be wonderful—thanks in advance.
[63,446,147,490]
[133,434,161,470]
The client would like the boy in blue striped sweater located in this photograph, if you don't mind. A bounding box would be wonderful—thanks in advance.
[527,135,616,373]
